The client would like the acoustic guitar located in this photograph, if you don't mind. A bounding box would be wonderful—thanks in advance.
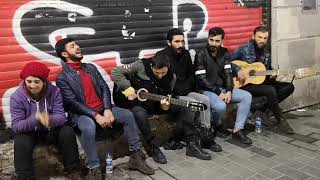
[232,60,318,88]
[136,88,207,112]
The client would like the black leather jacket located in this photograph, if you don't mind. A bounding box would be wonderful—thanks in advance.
[56,62,112,126]
[194,46,234,95]
[156,47,196,95]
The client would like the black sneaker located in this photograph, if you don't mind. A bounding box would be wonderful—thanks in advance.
[216,128,231,139]
[151,146,167,164]
[232,130,252,145]
[186,140,212,160]
[86,167,102,180]
[277,119,294,134]
[163,139,184,150]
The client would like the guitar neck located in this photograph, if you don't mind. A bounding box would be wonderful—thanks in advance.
[254,70,284,76]
[140,92,189,107]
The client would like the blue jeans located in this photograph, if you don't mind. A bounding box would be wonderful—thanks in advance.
[203,88,252,129]
[76,106,141,169]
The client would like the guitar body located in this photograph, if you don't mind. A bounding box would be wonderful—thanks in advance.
[232,60,267,88]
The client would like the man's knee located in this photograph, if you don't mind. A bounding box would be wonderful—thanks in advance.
[215,102,227,113]
[131,107,148,122]
[114,108,136,126]
[265,86,277,98]
[243,91,252,104]
[77,116,96,136]
[121,108,135,120]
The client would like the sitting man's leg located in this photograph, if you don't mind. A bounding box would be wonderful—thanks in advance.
[230,88,252,144]
[14,133,36,180]
[242,84,294,134]
[53,125,81,179]
[111,106,155,175]
[130,106,167,164]
[266,80,295,103]
[186,92,211,128]
[203,90,229,138]
[171,104,212,160]
[76,115,102,179]
[180,93,222,152]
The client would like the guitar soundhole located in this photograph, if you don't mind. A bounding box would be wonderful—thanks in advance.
[249,70,256,76]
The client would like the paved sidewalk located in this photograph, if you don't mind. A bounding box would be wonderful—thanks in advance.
[53,106,320,180]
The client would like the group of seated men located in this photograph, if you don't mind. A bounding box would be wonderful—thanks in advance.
[9,26,295,180]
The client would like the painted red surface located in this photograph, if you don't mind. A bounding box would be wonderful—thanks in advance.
[0,0,262,124]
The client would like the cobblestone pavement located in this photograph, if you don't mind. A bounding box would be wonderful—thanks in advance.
[12,106,320,180]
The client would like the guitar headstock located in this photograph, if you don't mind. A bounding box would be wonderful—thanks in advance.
[189,101,208,111]
[294,68,318,79]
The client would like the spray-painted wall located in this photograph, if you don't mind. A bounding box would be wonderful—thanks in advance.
[272,0,320,110]
[0,0,266,129]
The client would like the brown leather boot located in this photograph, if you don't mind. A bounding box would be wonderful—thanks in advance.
[128,149,155,175]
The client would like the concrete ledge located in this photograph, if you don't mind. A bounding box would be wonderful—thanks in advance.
[0,114,176,179]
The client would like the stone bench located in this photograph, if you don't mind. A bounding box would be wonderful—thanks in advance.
[0,96,267,179]
[0,114,176,179]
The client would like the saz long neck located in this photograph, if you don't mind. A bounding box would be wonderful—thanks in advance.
[140,92,189,107]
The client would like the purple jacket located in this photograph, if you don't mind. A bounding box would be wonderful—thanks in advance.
[10,81,66,134]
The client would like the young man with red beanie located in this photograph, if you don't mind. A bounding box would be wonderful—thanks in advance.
[10,62,81,180]
[55,38,154,179]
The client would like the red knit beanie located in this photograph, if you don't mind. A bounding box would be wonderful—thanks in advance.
[20,62,50,80]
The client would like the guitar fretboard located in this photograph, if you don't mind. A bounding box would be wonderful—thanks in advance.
[139,92,189,107]
[253,70,292,76]
[254,70,278,76]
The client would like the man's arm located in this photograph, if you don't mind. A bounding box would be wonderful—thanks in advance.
[230,47,244,61]
[56,76,96,119]
[184,52,196,88]
[111,60,145,97]
[194,50,221,95]
[224,53,234,93]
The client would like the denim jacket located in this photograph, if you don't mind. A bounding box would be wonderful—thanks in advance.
[231,40,272,70]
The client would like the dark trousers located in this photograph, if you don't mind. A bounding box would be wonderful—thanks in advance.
[131,104,197,144]
[241,80,295,121]
[170,104,198,141]
[130,106,155,144]
[14,125,80,179]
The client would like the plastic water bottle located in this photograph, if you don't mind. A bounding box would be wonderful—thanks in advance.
[106,152,113,174]
[255,115,262,133]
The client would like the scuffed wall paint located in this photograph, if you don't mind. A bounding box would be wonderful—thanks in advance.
[272,0,320,110]
[0,0,265,128]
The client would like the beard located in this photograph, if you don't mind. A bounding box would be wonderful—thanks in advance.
[69,53,83,62]
[208,45,219,53]
[175,47,184,54]
[171,46,185,58]
[253,40,266,49]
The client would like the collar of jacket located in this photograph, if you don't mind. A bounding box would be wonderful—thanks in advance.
[61,61,90,74]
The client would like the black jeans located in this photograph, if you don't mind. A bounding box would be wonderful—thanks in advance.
[14,125,80,179]
[241,80,295,121]
[131,104,198,144]
[171,104,198,142]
